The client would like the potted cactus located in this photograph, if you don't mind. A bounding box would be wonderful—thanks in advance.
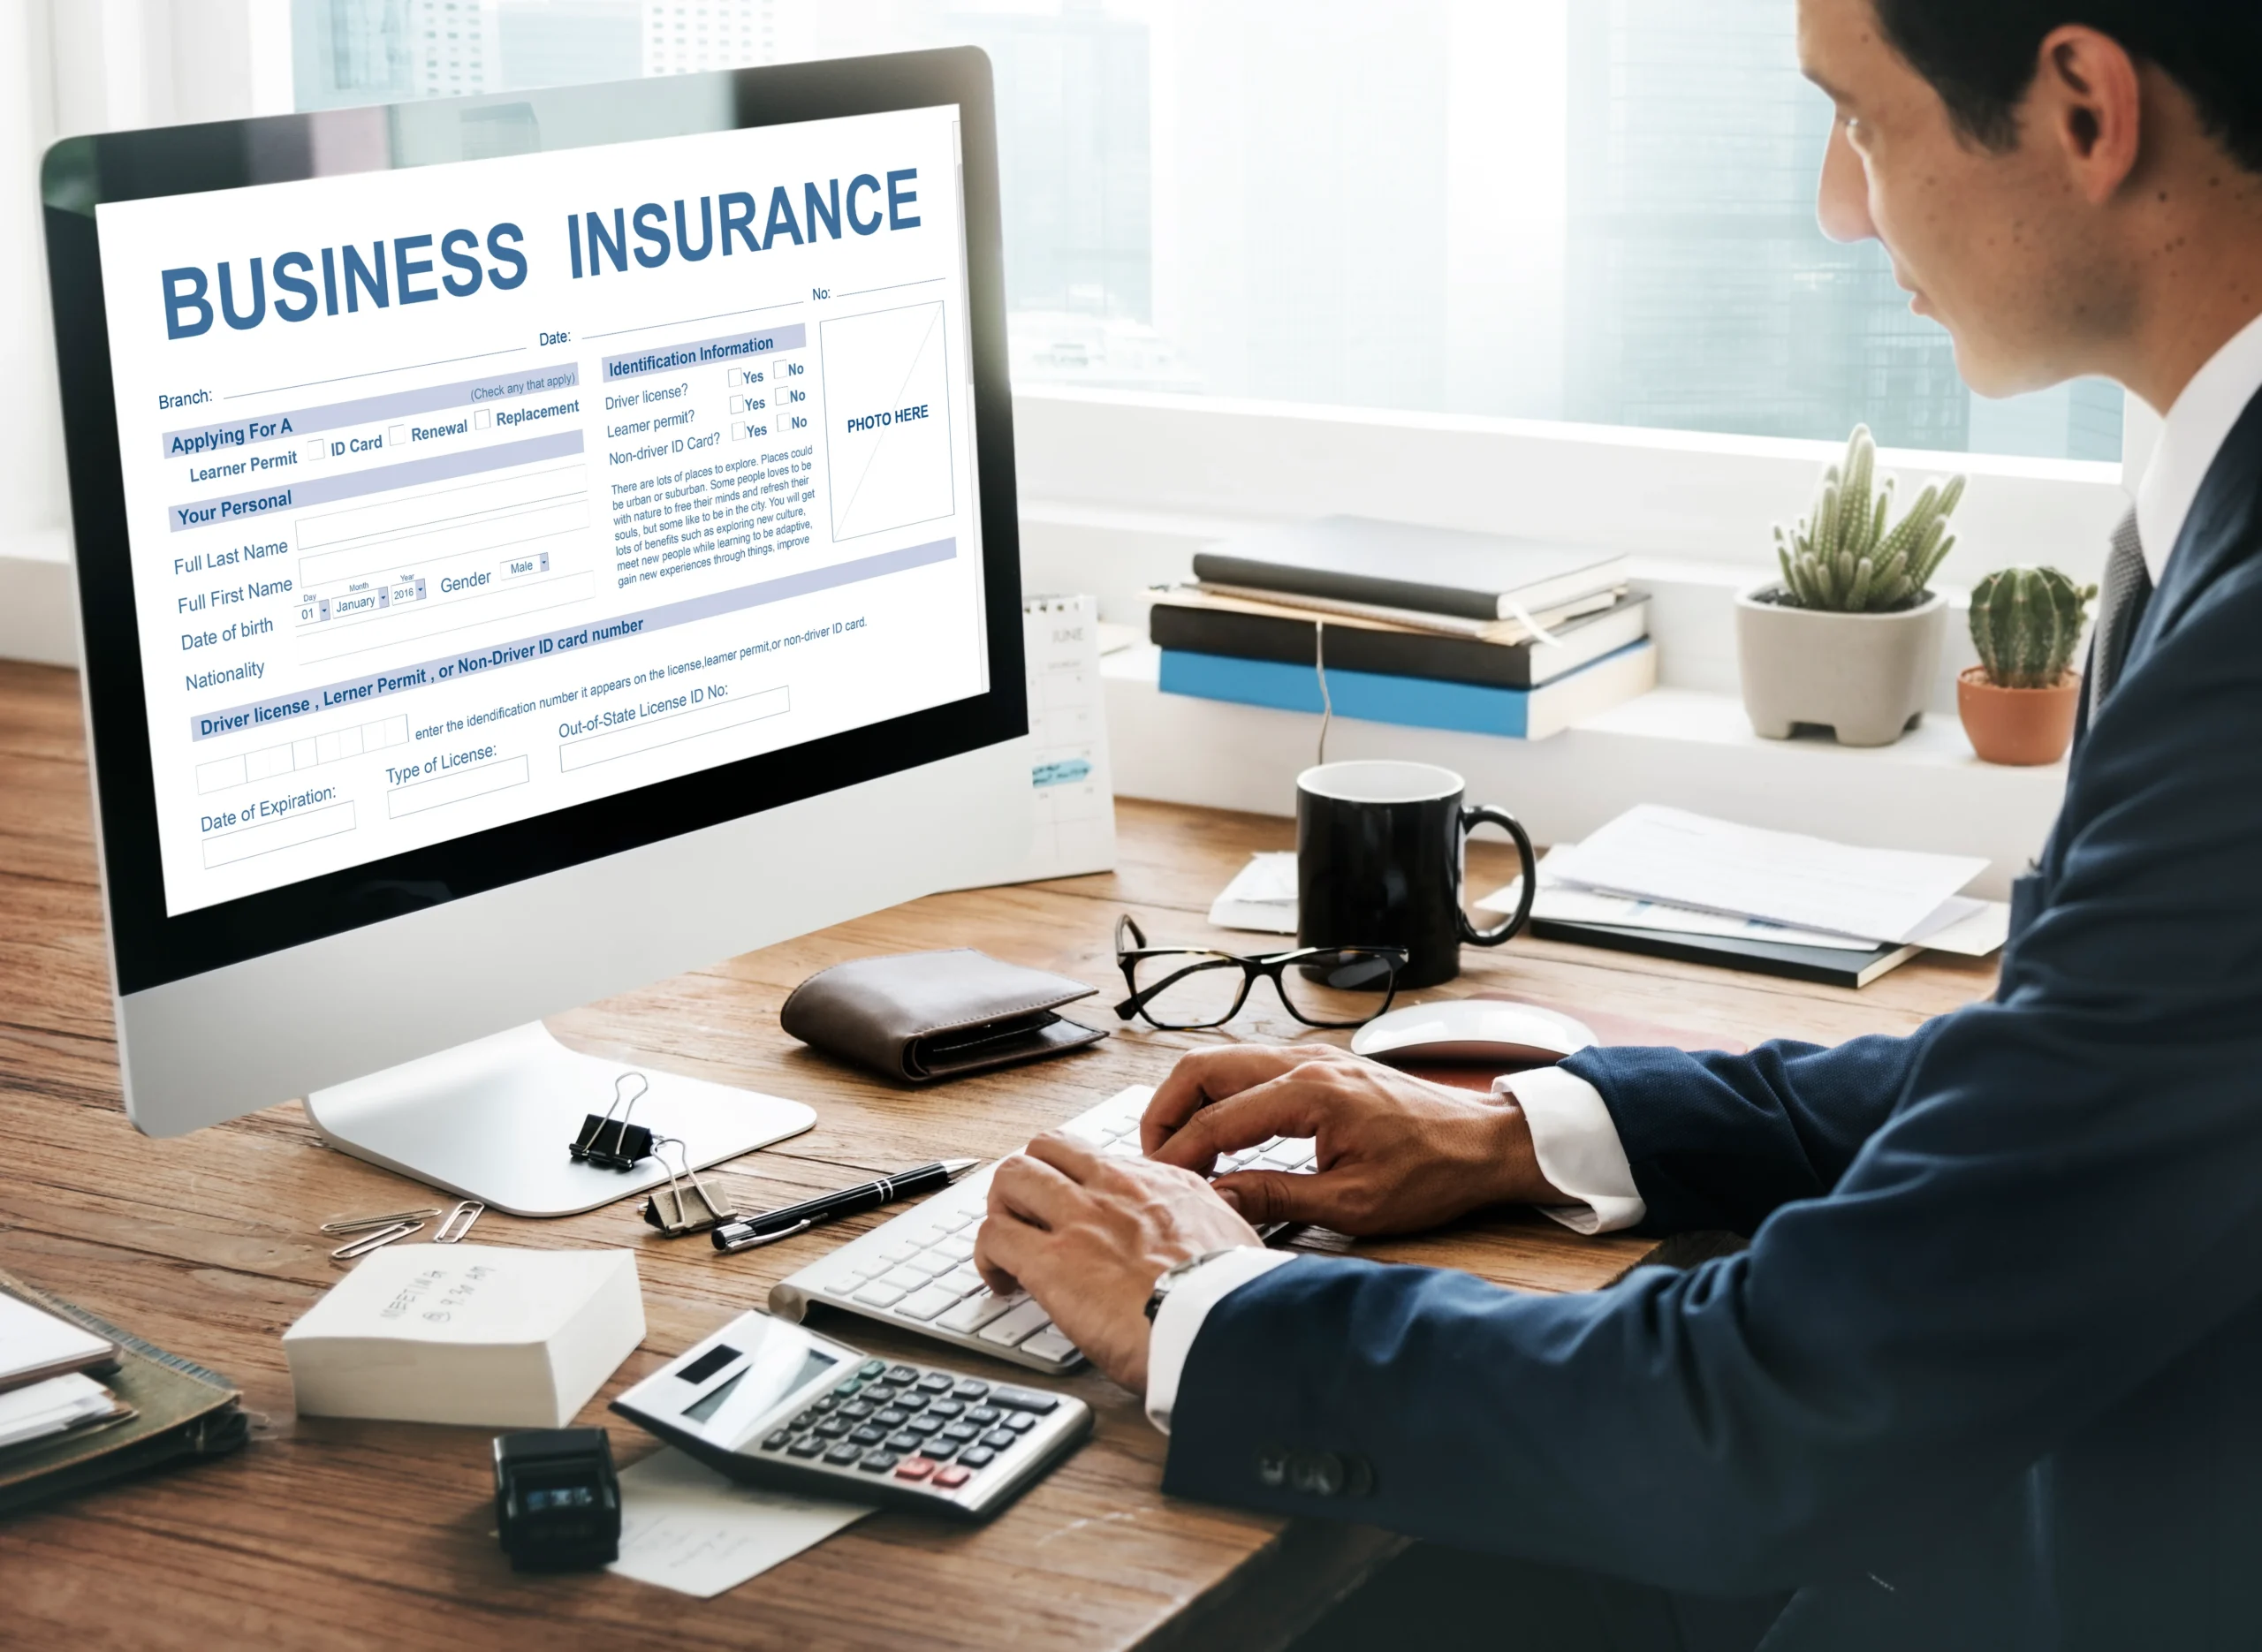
[1736,426,1967,746]
[1958,566,2097,765]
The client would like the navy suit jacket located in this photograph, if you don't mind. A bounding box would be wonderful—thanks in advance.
[1165,392,2262,1649]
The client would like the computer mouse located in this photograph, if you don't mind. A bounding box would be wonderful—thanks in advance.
[1349,1000,1597,1069]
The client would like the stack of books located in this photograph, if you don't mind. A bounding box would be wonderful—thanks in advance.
[1150,516,1655,739]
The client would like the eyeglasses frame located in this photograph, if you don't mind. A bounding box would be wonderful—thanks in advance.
[1111,913,1408,1030]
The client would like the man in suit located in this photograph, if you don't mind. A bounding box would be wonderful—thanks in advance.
[973,3,2262,1646]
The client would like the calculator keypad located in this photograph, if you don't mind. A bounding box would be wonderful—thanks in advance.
[757,1358,1045,1496]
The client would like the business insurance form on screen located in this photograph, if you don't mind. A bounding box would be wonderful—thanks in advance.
[100,106,986,917]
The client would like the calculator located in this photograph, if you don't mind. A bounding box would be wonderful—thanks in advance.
[610,1309,1092,1520]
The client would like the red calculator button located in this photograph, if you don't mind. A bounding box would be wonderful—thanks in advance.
[894,1458,936,1481]
[931,1465,972,1489]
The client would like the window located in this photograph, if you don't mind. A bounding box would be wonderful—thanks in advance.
[285,0,2124,466]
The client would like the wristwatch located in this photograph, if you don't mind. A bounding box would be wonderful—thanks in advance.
[1145,1249,1241,1322]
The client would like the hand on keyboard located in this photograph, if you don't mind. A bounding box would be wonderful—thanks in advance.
[1142,1044,1564,1236]
[974,1130,1266,1394]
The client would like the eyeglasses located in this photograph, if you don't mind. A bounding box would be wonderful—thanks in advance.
[1112,914,1407,1031]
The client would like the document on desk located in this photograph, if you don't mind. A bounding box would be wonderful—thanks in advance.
[609,1446,871,1599]
[1542,806,1989,945]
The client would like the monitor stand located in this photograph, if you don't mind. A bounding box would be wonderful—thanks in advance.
[302,1021,816,1218]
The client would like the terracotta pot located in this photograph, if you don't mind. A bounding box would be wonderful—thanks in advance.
[1734,585,1947,746]
[1957,666,2080,766]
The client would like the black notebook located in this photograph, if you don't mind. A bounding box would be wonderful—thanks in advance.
[1191,516,1629,621]
[1530,918,1921,989]
[1150,594,1650,689]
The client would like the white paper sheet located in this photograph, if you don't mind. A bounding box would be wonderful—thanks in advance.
[1540,806,1989,945]
[1479,847,2010,959]
[607,1447,873,1600]
[1208,851,1299,934]
[0,1373,119,1448]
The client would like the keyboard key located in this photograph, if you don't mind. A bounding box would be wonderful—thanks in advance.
[936,1211,977,1232]
[852,1283,908,1309]
[816,1418,850,1439]
[905,1415,942,1436]
[813,1395,840,1413]
[976,1300,1054,1347]
[857,1451,899,1474]
[980,1428,1018,1451]
[832,1379,863,1398]
[823,1273,869,1297]
[877,1242,920,1265]
[906,1252,958,1279]
[937,1291,1016,1335]
[893,1390,929,1413]
[885,1364,921,1385]
[824,1444,862,1466]
[839,1400,875,1420]
[896,1284,965,1322]
[965,1406,1002,1426]
[885,1430,922,1452]
[951,1380,991,1401]
[894,1459,935,1481]
[858,1360,887,1379]
[877,1265,931,1293]
[1004,1413,1036,1432]
[924,1399,963,1420]
[935,1263,984,1297]
[991,1385,1062,1415]
[1019,1330,1081,1364]
[787,1437,825,1459]
[762,1429,793,1451]
[942,1422,980,1444]
[1103,1140,1142,1158]
[959,1446,997,1469]
[935,1236,976,1263]
[918,1438,957,1461]
[915,1373,953,1394]
[875,1408,908,1428]
[792,1409,821,1428]
[850,1425,886,1446]
[862,1384,899,1405]
[933,1465,972,1489]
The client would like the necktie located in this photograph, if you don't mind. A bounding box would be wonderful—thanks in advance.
[2088,508,2153,721]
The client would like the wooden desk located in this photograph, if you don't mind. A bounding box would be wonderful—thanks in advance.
[0,659,1999,1648]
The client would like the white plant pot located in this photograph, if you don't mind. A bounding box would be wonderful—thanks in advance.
[1734,584,1947,747]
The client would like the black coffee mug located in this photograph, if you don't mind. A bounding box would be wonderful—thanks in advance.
[1296,761,1537,990]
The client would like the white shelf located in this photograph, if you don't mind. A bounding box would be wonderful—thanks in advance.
[1104,646,2065,899]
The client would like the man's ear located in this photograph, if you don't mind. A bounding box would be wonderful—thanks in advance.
[2034,25,2144,204]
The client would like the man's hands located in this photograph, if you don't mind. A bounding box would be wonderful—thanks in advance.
[1142,1045,1565,1235]
[974,1133,1264,1394]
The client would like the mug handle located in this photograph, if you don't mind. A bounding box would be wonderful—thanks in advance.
[1458,805,1537,947]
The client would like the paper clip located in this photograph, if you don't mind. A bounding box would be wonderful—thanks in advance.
[320,1206,441,1236]
[640,1140,739,1238]
[330,1219,424,1260]
[570,1072,656,1171]
[434,1201,485,1244]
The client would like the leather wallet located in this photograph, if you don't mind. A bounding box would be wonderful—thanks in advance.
[779,949,1108,1084]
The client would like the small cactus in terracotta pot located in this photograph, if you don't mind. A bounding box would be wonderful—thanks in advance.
[1958,566,2097,765]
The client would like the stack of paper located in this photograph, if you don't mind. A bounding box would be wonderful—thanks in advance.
[0,1374,127,1451]
[283,1245,645,1428]
[1484,806,2008,957]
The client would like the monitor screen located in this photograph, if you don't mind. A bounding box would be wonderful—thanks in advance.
[94,103,987,920]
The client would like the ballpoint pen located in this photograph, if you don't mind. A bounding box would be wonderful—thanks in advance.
[711,1158,983,1252]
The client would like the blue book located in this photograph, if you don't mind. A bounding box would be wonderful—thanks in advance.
[1158,640,1657,739]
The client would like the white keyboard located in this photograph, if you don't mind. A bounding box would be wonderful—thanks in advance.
[767,1085,1319,1372]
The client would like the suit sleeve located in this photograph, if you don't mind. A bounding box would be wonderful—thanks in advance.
[1561,1027,1942,1236]
[1163,564,2262,1595]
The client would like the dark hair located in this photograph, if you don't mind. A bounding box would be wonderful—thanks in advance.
[1871,2,2262,173]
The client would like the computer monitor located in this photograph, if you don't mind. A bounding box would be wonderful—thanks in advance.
[41,50,1032,1215]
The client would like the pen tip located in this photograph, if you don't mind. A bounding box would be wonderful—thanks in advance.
[943,1158,982,1180]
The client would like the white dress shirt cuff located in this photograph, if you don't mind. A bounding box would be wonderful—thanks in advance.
[1499,1066,1647,1235]
[1143,1247,1299,1435]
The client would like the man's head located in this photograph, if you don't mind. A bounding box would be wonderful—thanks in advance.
[1800,0,2262,405]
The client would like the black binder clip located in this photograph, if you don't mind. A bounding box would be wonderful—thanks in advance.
[570,1072,656,1171]
[640,1138,740,1237]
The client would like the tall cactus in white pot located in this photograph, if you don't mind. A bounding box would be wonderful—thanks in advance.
[1737,426,1967,746]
